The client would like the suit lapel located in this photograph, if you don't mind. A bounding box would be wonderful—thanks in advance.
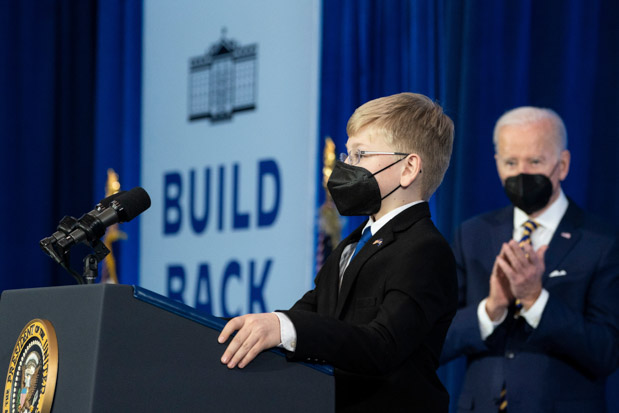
[322,245,345,316]
[489,207,514,260]
[543,201,583,279]
[334,203,431,318]
[324,224,365,316]
[335,229,394,318]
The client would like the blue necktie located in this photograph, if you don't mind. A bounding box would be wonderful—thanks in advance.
[350,227,372,261]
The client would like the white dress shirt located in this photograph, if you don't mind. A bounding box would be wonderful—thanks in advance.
[478,189,569,340]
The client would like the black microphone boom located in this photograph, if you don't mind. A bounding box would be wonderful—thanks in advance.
[40,190,126,264]
[40,187,151,284]
[57,187,151,252]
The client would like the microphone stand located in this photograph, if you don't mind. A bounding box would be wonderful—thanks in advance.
[82,240,110,284]
[40,216,111,284]
[40,186,151,284]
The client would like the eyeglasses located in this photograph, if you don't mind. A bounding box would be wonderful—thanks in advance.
[339,150,409,166]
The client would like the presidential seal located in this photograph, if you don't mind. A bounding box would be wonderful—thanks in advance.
[3,319,58,413]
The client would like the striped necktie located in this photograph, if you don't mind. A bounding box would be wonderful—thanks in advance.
[499,219,539,412]
[498,386,508,412]
[514,220,539,313]
[518,219,539,247]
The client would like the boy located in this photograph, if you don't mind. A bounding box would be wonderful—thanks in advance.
[219,93,457,412]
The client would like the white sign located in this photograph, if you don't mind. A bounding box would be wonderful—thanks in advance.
[140,0,321,316]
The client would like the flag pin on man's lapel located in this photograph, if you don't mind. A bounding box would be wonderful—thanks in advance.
[560,232,572,239]
[373,239,383,246]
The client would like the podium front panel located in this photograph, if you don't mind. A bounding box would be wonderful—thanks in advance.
[0,284,334,412]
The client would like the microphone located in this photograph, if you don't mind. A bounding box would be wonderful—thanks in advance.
[40,187,151,264]
[57,187,151,251]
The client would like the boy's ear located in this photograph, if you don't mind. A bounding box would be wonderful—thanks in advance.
[400,154,422,188]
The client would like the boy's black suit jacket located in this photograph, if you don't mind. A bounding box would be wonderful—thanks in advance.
[284,202,458,413]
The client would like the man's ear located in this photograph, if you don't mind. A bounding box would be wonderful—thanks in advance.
[559,149,570,181]
[400,154,422,188]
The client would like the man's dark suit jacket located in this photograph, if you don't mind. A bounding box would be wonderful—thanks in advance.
[284,202,458,412]
[441,200,619,413]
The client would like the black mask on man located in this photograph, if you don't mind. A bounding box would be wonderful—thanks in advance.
[327,159,403,216]
[503,173,553,215]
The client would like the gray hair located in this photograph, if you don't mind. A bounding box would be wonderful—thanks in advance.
[493,107,567,154]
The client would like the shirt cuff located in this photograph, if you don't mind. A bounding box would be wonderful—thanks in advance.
[273,312,297,352]
[519,288,549,328]
[478,298,507,341]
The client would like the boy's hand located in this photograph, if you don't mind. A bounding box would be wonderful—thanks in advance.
[218,313,281,369]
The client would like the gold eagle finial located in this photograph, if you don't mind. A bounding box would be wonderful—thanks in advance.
[316,137,341,272]
[101,169,127,283]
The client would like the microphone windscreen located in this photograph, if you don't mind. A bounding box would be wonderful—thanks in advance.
[115,187,151,222]
[99,190,126,208]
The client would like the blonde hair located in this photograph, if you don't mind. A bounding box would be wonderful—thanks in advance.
[347,92,454,199]
[493,106,567,154]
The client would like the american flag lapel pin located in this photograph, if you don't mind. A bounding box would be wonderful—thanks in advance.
[560,232,571,239]
[373,239,383,246]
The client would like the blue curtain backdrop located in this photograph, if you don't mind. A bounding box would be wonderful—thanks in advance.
[93,0,143,286]
[0,0,141,290]
[0,0,98,289]
[319,1,619,411]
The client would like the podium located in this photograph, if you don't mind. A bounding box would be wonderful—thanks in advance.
[0,284,334,412]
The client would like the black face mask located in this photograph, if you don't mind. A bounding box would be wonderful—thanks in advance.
[504,173,552,214]
[327,159,403,216]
